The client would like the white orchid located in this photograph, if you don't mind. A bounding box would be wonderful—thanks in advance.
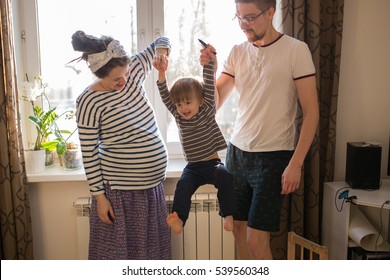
[20,76,58,150]
[21,76,77,152]
[21,76,47,102]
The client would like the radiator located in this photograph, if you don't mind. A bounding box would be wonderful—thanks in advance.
[73,197,91,260]
[74,193,235,260]
[166,193,236,260]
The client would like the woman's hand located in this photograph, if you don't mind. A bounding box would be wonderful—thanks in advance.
[153,53,169,73]
[153,54,169,81]
[95,194,115,224]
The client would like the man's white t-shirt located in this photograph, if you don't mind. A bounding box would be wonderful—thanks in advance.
[223,34,316,152]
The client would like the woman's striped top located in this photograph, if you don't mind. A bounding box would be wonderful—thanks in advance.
[157,61,227,162]
[76,37,170,195]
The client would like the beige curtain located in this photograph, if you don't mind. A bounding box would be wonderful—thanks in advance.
[271,0,343,259]
[0,0,34,259]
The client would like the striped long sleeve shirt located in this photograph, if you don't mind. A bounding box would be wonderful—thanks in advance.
[157,61,227,162]
[76,37,170,195]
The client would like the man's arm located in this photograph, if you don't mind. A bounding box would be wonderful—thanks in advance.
[215,73,235,110]
[281,75,319,194]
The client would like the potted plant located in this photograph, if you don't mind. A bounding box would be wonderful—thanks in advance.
[42,130,82,170]
[22,76,80,171]
[41,121,81,170]
[62,142,82,170]
[21,76,57,172]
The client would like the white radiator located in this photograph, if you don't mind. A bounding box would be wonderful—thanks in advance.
[166,193,235,260]
[74,193,235,260]
[73,197,91,260]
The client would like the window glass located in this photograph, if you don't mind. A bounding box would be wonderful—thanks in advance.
[37,0,137,143]
[164,0,245,144]
[35,0,254,155]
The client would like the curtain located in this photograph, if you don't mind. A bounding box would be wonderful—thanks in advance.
[0,0,34,259]
[271,0,344,259]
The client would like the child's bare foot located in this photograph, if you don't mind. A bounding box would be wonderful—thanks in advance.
[223,216,233,232]
[166,212,183,234]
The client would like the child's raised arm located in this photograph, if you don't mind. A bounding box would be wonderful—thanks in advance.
[200,44,218,73]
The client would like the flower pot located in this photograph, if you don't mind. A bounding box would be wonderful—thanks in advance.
[45,150,54,166]
[63,148,82,170]
[24,149,45,174]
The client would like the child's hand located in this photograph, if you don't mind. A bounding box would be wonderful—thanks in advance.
[200,44,218,72]
[153,53,169,73]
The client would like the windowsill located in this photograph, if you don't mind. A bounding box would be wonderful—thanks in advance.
[26,159,187,183]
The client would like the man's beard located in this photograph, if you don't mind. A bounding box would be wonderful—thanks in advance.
[245,29,265,43]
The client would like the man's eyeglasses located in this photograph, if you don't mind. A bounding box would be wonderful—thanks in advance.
[233,7,270,25]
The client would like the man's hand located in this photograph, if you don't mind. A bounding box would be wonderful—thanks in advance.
[281,164,302,195]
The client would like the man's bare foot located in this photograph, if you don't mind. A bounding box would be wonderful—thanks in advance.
[223,216,233,231]
[166,212,183,234]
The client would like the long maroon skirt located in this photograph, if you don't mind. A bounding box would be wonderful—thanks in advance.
[88,183,171,260]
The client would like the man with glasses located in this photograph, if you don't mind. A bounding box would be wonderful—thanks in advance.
[201,0,318,260]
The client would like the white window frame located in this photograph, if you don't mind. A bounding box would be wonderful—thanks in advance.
[14,0,184,157]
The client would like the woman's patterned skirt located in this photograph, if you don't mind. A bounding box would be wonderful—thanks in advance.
[88,183,171,260]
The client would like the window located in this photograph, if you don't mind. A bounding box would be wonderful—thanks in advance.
[37,0,138,146]
[17,0,247,158]
[163,0,244,156]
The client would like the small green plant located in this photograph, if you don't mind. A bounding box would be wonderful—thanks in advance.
[41,113,77,156]
[21,76,57,151]
[22,76,77,153]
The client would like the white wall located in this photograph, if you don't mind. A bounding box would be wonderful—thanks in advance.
[29,181,89,259]
[335,0,390,181]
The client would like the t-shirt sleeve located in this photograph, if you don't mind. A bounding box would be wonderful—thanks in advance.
[291,41,316,80]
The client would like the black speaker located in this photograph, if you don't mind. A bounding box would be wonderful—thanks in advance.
[345,142,381,189]
[348,247,390,260]
[387,136,390,176]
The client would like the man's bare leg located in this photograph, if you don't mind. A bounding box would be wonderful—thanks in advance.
[247,228,272,260]
[232,220,252,259]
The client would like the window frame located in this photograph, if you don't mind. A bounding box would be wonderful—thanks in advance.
[15,0,257,159]
[15,0,186,157]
